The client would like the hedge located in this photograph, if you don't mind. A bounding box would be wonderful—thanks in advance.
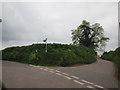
[2,43,97,66]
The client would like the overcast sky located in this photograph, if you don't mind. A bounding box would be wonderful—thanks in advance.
[118,2,120,47]
[1,2,118,53]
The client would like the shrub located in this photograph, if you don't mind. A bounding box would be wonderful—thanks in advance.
[2,43,97,66]
[101,47,120,78]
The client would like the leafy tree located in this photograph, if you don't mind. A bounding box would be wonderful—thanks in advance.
[71,20,109,50]
[0,19,2,22]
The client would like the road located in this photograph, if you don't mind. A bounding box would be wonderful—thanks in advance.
[2,59,119,89]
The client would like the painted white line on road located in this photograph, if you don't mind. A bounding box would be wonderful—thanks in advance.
[55,70,61,72]
[94,85,104,88]
[49,71,54,73]
[44,69,48,71]
[63,76,72,80]
[29,65,104,89]
[71,76,79,79]
[73,80,84,85]
[40,68,43,69]
[55,73,62,76]
[29,64,44,68]
[62,73,69,75]
[81,80,104,89]
[32,65,37,67]
[87,85,94,88]
[81,80,94,85]
[31,65,40,68]
[29,64,35,67]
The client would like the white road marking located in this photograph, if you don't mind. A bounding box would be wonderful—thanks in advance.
[82,80,104,89]
[44,69,48,71]
[29,65,105,89]
[29,64,35,67]
[94,85,104,88]
[71,76,79,79]
[63,76,72,80]
[40,68,43,69]
[55,73,62,76]
[81,80,94,85]
[49,71,54,73]
[62,73,69,75]
[32,65,37,67]
[73,80,84,85]
[33,66,38,68]
[87,85,94,88]
[55,70,61,72]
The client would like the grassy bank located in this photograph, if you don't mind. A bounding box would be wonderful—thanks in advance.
[2,43,96,66]
[101,47,120,78]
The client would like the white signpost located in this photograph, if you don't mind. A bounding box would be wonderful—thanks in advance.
[43,38,47,52]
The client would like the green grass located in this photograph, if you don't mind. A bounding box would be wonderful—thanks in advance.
[2,43,97,66]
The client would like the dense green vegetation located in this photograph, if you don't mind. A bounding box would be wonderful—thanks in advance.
[0,19,2,22]
[101,47,120,77]
[71,20,109,50]
[2,43,96,66]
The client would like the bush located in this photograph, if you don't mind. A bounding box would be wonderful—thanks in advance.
[101,47,120,78]
[2,43,97,66]
[101,51,114,61]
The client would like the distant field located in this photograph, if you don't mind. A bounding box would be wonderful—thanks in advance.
[2,43,96,66]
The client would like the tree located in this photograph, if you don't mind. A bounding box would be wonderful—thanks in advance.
[0,19,2,22]
[71,20,109,50]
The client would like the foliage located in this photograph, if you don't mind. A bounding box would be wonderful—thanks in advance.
[101,51,114,61]
[2,43,96,66]
[0,19,2,22]
[71,20,109,50]
[101,47,120,77]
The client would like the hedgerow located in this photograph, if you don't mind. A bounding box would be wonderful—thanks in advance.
[2,43,96,66]
[101,47,120,78]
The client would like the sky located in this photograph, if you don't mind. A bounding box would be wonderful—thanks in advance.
[118,2,120,47]
[1,2,119,54]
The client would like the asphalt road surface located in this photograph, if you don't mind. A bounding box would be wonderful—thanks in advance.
[2,59,119,89]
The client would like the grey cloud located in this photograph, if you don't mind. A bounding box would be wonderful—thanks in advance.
[2,2,118,52]
[118,1,120,47]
